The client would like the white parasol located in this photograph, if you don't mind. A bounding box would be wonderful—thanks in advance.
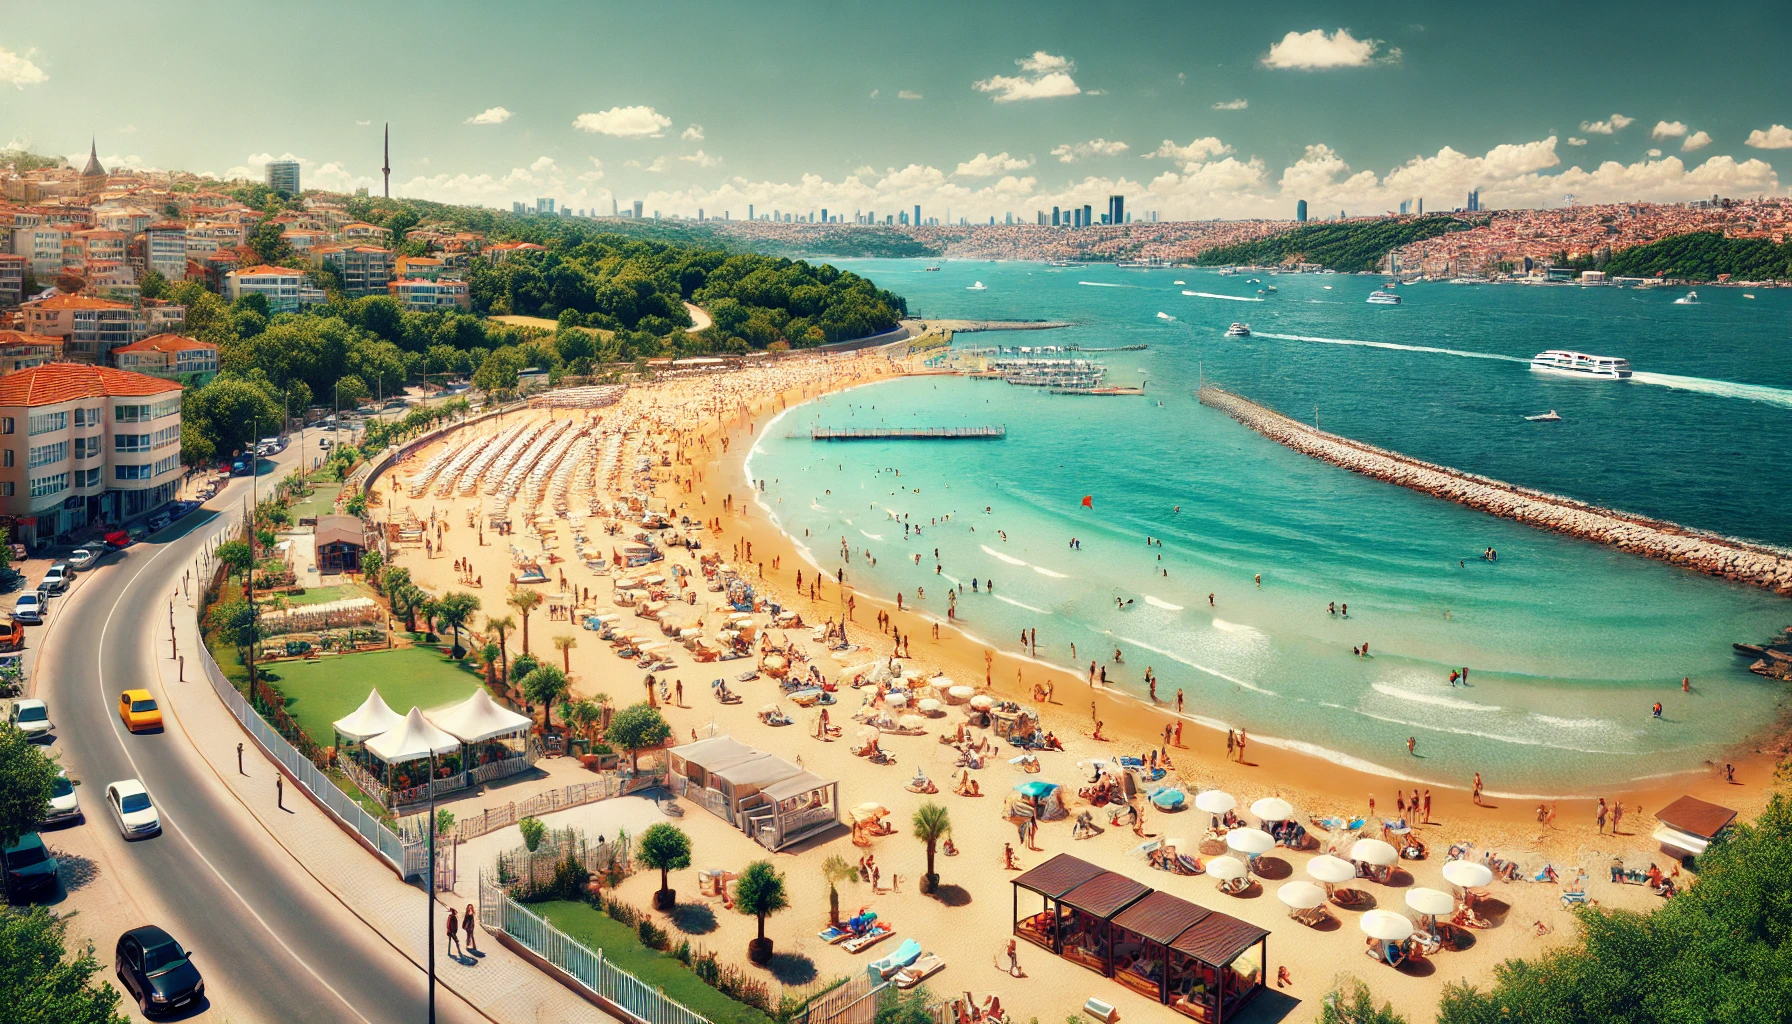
[1442,860,1494,888]
[1250,797,1295,822]
[1276,881,1327,910]
[969,695,995,711]
[1306,854,1356,884]
[917,698,943,714]
[885,693,908,709]
[1206,856,1248,881]
[1350,838,1400,867]
[1194,790,1237,814]
[1405,887,1455,917]
[898,714,927,730]
[1226,828,1275,856]
[947,685,976,704]
[1359,909,1415,942]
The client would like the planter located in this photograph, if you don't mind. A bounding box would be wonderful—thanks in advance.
[653,887,677,911]
[747,937,774,964]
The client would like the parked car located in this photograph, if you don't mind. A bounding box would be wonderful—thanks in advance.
[6,698,52,740]
[68,544,104,570]
[37,563,70,594]
[115,925,204,1015]
[11,593,42,623]
[258,435,287,453]
[2,832,60,902]
[104,530,133,549]
[168,501,197,521]
[146,511,172,532]
[43,768,80,826]
[316,437,333,450]
[118,689,163,732]
[105,780,160,839]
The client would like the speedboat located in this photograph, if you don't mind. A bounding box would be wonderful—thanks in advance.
[922,266,941,272]
[966,281,987,291]
[1524,410,1562,422]
[1672,290,1698,305]
[1529,350,1632,379]
[1224,322,1251,337]
[1366,290,1402,305]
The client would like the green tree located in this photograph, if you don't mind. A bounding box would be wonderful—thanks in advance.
[519,816,545,852]
[214,539,255,578]
[0,725,58,849]
[137,269,168,300]
[472,350,520,397]
[433,591,481,657]
[507,589,542,655]
[604,704,670,771]
[334,374,371,409]
[0,907,129,1024]
[911,801,951,893]
[483,614,514,684]
[635,822,692,909]
[821,854,858,926]
[734,860,789,963]
[520,664,569,730]
[1321,976,1409,1024]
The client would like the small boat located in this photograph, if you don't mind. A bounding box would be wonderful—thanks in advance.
[1264,284,1277,293]
[1744,293,1756,299]
[1156,311,1176,321]
[1172,279,1185,285]
[1524,410,1562,422]
[922,266,941,272]
[1323,285,1333,290]
[966,281,987,291]
[1224,322,1251,337]
[1672,290,1699,305]
[1366,290,1402,305]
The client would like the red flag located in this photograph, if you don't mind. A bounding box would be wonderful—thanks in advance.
[1081,495,1093,508]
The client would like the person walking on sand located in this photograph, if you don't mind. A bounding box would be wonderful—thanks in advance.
[1407,736,1416,757]
[1174,720,1184,747]
[1226,730,1236,760]
[1683,676,1691,693]
[1255,574,1261,588]
[446,906,463,958]
[1611,801,1625,834]
[1422,790,1431,823]
[1236,729,1247,762]
[1595,798,1609,833]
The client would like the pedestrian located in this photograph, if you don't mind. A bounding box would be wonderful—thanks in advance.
[1006,938,1020,976]
[446,906,463,957]
[276,775,284,810]
[1422,790,1431,822]
[1368,794,1376,819]
[463,904,478,953]
[1236,729,1247,762]
[1226,730,1236,760]
[1682,676,1691,693]
[1471,773,1483,807]
[1611,801,1625,835]
[237,742,245,775]
[1396,792,1407,817]
[1175,689,1184,715]
[1595,798,1608,833]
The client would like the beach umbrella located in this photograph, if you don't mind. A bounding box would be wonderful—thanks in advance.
[1251,797,1295,822]
[1306,855,1357,884]
[1359,909,1415,942]
[947,685,976,703]
[1405,888,1455,917]
[932,676,955,690]
[1194,790,1237,814]
[1276,881,1326,910]
[857,726,881,742]
[1226,828,1275,856]
[917,698,943,714]
[1442,861,1494,888]
[1162,837,1188,854]
[763,655,786,671]
[1350,838,1400,867]
[969,695,995,711]
[852,802,888,822]
[885,693,908,709]
[898,714,926,730]
[1206,856,1248,881]
[760,703,781,714]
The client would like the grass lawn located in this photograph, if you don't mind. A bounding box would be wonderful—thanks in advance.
[276,646,482,745]
[289,483,342,522]
[534,901,776,1024]
[268,583,364,607]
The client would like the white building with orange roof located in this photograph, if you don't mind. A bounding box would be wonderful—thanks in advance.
[0,331,64,374]
[72,228,129,264]
[20,294,148,362]
[110,333,218,383]
[387,277,469,311]
[311,245,392,298]
[341,221,391,241]
[223,264,308,313]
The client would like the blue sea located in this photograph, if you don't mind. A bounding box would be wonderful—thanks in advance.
[745,261,1792,795]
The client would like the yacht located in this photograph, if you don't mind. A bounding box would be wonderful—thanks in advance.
[1224,322,1252,337]
[1529,350,1632,379]
[1263,284,1277,293]
[1524,410,1563,422]
[1046,260,1082,268]
[1366,290,1402,305]
[1672,290,1699,305]
[966,281,987,291]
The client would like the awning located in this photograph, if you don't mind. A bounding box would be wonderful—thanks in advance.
[432,689,531,743]
[762,772,832,803]
[1652,826,1710,856]
[1012,853,1108,898]
[365,707,460,764]
[667,735,757,766]
[1170,913,1270,968]
[333,688,402,742]
[712,755,803,790]
[1059,872,1151,919]
[1110,891,1212,946]
[1655,795,1736,840]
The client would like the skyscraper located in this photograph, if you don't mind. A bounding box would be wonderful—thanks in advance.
[1296,200,1307,223]
[821,208,828,223]
[914,205,921,228]
[748,204,754,221]
[633,200,644,219]
[1108,195,1124,227]
[265,159,301,195]
[1083,204,1093,228]
[1417,197,1423,215]
[1052,206,1060,227]
[382,123,390,198]
[1466,190,1480,212]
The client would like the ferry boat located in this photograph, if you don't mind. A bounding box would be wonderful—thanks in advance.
[1116,256,1169,269]
[1672,290,1699,305]
[1046,260,1083,268]
[1366,290,1402,305]
[1529,350,1632,379]
[1224,323,1251,337]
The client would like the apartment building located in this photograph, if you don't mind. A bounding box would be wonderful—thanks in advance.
[0,331,64,374]
[393,255,447,280]
[0,254,24,307]
[72,229,129,265]
[0,363,184,541]
[223,265,308,313]
[388,277,470,311]
[20,294,148,362]
[141,221,188,281]
[11,225,69,277]
[110,333,218,383]
[311,245,393,298]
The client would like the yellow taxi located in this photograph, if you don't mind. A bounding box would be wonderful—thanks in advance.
[118,689,164,732]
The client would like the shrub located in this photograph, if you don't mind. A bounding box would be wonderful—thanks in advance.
[519,816,545,852]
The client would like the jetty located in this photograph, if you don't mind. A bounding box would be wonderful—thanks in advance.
[808,426,1006,441]
[1198,385,1792,596]
[1050,386,1146,396]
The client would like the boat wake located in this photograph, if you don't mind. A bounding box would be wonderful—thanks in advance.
[1253,332,1526,363]
[1183,290,1262,302]
[1079,281,1134,288]
[1631,372,1792,410]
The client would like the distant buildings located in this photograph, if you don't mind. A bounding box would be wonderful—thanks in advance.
[1297,200,1308,222]
[141,222,188,281]
[20,294,147,362]
[388,277,470,311]
[266,160,302,195]
[1466,190,1481,213]
[110,333,219,383]
[0,331,63,374]
[1108,195,1125,227]
[634,200,644,219]
[223,265,307,314]
[312,245,394,298]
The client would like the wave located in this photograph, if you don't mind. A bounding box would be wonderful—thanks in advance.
[1113,634,1275,695]
[1338,705,1624,755]
[1254,332,1527,363]
[1530,714,1614,729]
[996,594,1048,614]
[980,544,1028,566]
[859,530,883,541]
[1183,290,1262,302]
[1630,372,1792,410]
[1079,281,1133,288]
[1032,566,1069,578]
[1144,595,1184,611]
[1370,682,1501,712]
[1210,618,1261,637]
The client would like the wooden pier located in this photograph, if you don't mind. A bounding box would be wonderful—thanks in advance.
[807,426,1006,441]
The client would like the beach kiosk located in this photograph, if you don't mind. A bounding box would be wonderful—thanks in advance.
[1164,911,1268,1021]
[314,514,371,573]
[1013,853,1110,953]
[1653,795,1737,867]
[666,736,839,850]
[1055,871,1151,974]
[434,689,536,786]
[364,707,462,806]
[741,771,840,851]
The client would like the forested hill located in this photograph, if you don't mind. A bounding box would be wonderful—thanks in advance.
[1195,215,1479,272]
[1601,231,1792,281]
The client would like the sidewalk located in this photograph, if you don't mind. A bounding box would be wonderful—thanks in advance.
[155,564,607,1023]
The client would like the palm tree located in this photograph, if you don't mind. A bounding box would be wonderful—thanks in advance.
[553,633,577,676]
[912,801,951,894]
[484,614,515,684]
[821,854,858,926]
[508,589,543,655]
[734,860,789,964]
[418,597,440,640]
[561,697,603,745]
[521,664,570,731]
[435,591,481,658]
[477,642,502,686]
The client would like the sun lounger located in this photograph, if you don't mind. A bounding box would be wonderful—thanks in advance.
[818,925,852,944]
[1560,890,1590,907]
[841,925,894,954]
[894,952,944,990]
[868,938,923,980]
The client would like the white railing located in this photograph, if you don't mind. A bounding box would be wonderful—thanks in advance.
[480,874,710,1024]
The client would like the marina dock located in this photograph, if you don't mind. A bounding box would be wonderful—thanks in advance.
[807,426,1006,441]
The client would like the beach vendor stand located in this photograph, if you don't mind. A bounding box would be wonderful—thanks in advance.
[1012,854,1110,953]
[364,708,463,808]
[1652,795,1736,867]
[434,689,536,786]
[332,689,404,801]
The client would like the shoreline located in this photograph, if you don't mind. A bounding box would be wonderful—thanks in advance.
[676,364,1782,848]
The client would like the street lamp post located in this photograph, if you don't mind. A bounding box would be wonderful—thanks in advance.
[427,748,437,1024]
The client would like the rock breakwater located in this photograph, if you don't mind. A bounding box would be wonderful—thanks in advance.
[1198,385,1792,597]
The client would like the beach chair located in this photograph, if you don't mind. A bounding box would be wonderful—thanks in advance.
[894,953,944,990]
[841,925,894,954]
[868,938,923,980]
[1560,889,1590,907]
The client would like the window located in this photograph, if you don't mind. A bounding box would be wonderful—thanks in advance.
[0,482,12,497]
[29,472,66,498]
[1,450,11,468]
[77,468,101,488]
[114,434,150,453]
[152,397,181,419]
[1,417,13,434]
[154,454,179,476]
[27,411,66,435]
[27,441,67,468]
[115,404,149,423]
[153,425,180,449]
[74,436,101,459]
[73,406,102,427]
[114,464,152,481]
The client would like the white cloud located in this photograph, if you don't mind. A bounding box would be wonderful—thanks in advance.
[530,155,556,172]
[681,124,704,141]
[679,149,723,168]
[1566,137,1587,146]
[898,90,924,100]
[1579,114,1634,134]
[118,124,137,134]
[572,106,672,137]
[954,152,1034,177]
[0,46,47,89]
[973,51,1081,103]
[465,106,513,125]
[1212,98,1248,110]
[1050,138,1128,163]
[1261,29,1395,69]
[1085,89,1107,96]
[1650,120,1687,139]
[356,120,371,127]
[1647,148,1662,158]
[1146,137,1233,164]
[1682,131,1712,152]
[869,89,879,99]
[1745,124,1792,149]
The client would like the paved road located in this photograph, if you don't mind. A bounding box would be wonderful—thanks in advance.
[36,450,483,1023]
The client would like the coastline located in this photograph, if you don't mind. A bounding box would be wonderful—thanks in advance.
[677,361,1784,852]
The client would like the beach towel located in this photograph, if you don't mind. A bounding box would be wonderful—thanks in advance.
[841,925,894,954]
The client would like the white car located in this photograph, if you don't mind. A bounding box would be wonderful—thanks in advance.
[105,780,161,839]
[67,546,102,571]
[44,768,80,825]
[8,698,52,740]
[12,593,43,623]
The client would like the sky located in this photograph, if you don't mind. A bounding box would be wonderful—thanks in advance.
[5,1,1792,221]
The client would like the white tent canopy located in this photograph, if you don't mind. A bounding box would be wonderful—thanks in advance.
[366,707,460,764]
[434,689,532,744]
[333,689,404,742]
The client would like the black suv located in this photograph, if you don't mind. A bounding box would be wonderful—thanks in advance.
[115,925,204,1015]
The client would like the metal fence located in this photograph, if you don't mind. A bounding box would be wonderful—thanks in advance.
[479,873,710,1024]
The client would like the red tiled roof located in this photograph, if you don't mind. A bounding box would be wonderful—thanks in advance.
[230,265,303,277]
[22,294,133,311]
[0,363,181,407]
[112,333,216,354]
[0,331,63,349]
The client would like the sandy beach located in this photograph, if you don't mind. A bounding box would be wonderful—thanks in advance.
[380,348,1783,1024]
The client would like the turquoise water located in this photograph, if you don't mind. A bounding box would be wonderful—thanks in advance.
[746,261,1792,795]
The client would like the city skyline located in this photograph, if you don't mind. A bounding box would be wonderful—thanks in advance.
[4,1,1792,219]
